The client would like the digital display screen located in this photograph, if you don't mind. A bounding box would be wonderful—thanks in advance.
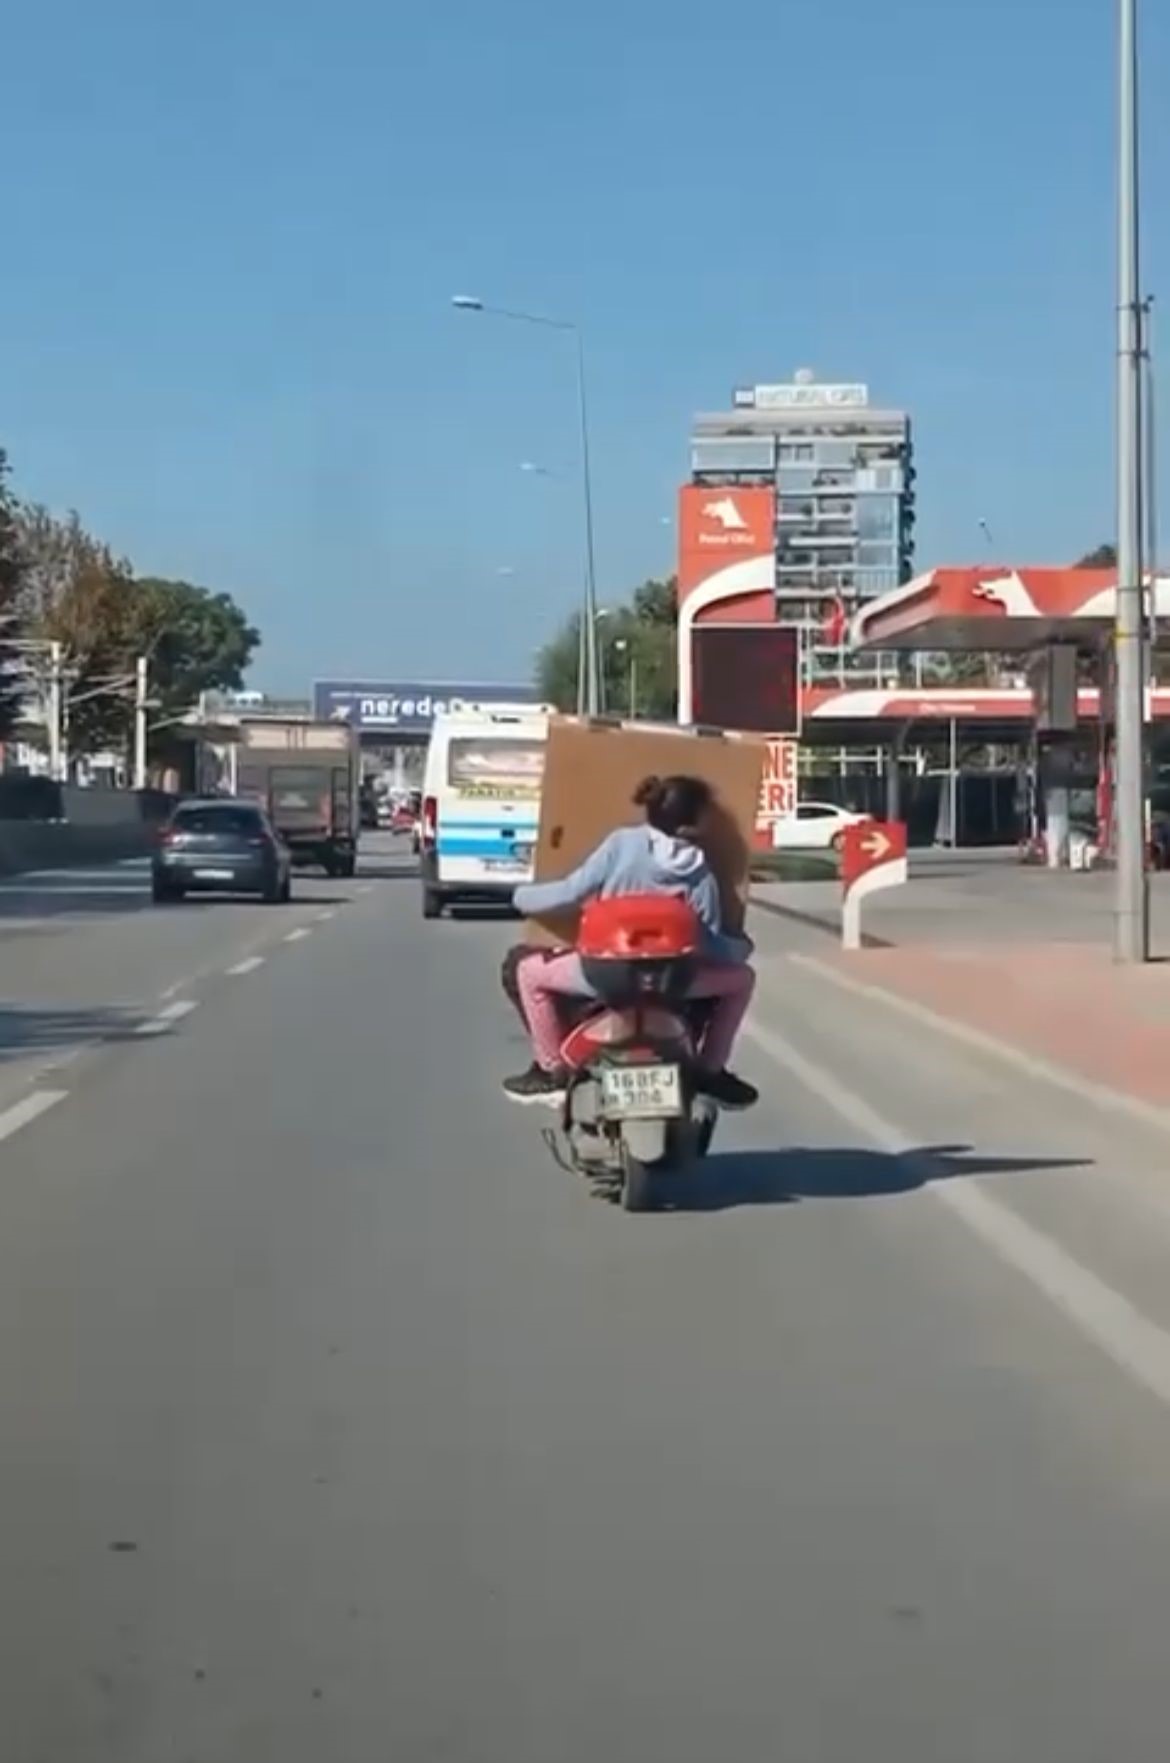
[692,625,800,735]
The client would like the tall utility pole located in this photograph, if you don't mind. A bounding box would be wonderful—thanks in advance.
[574,329,602,718]
[1141,297,1158,622]
[452,297,603,716]
[47,640,64,783]
[133,655,149,790]
[1114,0,1147,962]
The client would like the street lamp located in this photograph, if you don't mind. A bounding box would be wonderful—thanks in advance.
[1114,0,1147,960]
[453,295,602,716]
[613,636,638,719]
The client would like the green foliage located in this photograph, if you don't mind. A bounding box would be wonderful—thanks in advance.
[1076,543,1117,569]
[536,576,678,720]
[134,578,260,720]
[13,492,261,759]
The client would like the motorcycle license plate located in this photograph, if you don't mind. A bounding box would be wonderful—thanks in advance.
[600,1063,682,1119]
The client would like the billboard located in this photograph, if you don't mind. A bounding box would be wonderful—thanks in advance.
[677,485,776,603]
[691,625,800,735]
[755,736,799,850]
[744,382,869,412]
[312,680,540,735]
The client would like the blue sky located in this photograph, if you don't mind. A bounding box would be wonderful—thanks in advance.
[2,0,1167,691]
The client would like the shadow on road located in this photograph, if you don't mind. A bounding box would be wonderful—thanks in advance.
[752,895,893,950]
[660,1142,1091,1213]
[0,885,153,924]
[0,1004,142,1062]
[354,863,421,882]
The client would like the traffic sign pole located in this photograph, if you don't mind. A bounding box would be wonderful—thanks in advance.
[840,821,908,950]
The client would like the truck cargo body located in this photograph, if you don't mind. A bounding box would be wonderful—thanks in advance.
[236,720,359,877]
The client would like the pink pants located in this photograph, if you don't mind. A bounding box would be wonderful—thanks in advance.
[517,951,756,1073]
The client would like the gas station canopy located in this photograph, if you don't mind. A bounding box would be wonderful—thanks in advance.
[851,567,1170,653]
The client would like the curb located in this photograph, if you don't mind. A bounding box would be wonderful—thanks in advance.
[790,951,1170,1140]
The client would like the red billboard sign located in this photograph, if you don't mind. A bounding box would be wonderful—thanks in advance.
[677,486,776,602]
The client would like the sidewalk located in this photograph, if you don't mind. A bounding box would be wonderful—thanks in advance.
[755,855,1170,1117]
[819,941,1170,1115]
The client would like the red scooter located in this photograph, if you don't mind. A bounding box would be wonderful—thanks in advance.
[549,893,718,1212]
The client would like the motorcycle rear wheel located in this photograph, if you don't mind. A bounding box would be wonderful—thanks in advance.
[620,1145,656,1213]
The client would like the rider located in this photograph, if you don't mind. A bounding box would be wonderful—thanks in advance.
[503,773,759,1110]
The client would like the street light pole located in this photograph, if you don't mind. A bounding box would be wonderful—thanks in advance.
[1115,0,1147,961]
[453,296,602,716]
[48,640,64,783]
[134,655,149,791]
[574,329,601,717]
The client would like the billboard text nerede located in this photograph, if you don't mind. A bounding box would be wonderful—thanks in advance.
[313,681,540,735]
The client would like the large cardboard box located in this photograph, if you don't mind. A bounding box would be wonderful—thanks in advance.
[525,718,767,946]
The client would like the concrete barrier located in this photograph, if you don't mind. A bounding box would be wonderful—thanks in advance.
[0,786,175,876]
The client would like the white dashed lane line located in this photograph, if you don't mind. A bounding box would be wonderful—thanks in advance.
[135,1000,199,1037]
[283,928,312,944]
[0,1091,68,1144]
[226,956,266,976]
[314,909,337,923]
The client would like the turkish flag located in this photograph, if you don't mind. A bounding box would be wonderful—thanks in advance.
[822,596,848,646]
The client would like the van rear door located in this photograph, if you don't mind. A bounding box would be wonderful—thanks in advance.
[436,733,543,885]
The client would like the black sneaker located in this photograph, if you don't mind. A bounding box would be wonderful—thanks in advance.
[696,1069,759,1111]
[502,1063,567,1107]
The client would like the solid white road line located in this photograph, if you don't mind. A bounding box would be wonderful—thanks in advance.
[745,1014,1170,1416]
[790,952,1170,1138]
[0,1090,68,1144]
[283,927,312,943]
[226,956,265,976]
[135,999,199,1037]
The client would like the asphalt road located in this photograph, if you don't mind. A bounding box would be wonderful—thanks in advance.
[5,834,1170,1760]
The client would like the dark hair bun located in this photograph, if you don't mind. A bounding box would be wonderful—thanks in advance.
[633,775,664,808]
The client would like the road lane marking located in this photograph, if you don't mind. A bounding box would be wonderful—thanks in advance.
[283,927,312,943]
[135,999,198,1036]
[790,952,1170,1138]
[744,1014,1170,1415]
[226,956,265,976]
[0,1090,68,1144]
[314,909,336,923]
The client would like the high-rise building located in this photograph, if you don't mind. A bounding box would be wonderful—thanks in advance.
[689,372,914,685]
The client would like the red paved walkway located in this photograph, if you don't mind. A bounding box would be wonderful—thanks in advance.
[835,943,1170,1113]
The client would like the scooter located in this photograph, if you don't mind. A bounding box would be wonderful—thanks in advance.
[547,893,718,1212]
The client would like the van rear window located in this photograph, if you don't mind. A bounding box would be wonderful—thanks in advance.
[447,739,543,799]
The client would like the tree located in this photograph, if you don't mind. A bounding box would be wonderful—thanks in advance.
[133,577,260,725]
[0,452,27,737]
[37,535,142,755]
[536,576,679,719]
[21,503,261,757]
[1076,543,1117,569]
[631,575,677,628]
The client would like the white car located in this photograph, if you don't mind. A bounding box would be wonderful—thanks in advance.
[770,801,872,851]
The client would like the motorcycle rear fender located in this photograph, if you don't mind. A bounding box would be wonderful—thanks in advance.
[622,1119,669,1166]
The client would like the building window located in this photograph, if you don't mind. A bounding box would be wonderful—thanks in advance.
[857,495,896,540]
[777,466,816,493]
[813,441,856,467]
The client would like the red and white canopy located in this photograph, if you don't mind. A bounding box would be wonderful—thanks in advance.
[851,567,1170,653]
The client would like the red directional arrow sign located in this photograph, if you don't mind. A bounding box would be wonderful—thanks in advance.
[841,819,907,888]
[840,819,908,949]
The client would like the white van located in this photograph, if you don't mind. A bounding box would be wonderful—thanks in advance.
[419,704,553,919]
